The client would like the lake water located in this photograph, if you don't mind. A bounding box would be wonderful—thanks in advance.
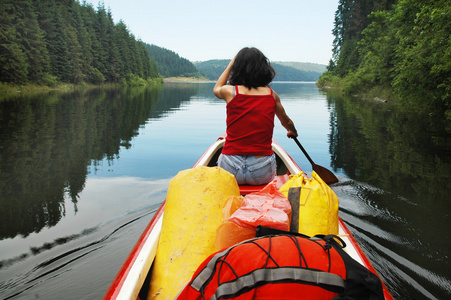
[0,82,450,299]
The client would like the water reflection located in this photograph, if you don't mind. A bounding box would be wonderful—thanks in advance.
[2,82,450,299]
[0,175,168,299]
[326,91,451,299]
[0,85,203,240]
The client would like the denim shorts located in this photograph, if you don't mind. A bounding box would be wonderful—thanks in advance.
[218,154,276,185]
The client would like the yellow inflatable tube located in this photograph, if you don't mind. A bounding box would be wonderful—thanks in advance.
[148,166,240,299]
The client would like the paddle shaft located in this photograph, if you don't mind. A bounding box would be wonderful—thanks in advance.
[292,137,339,184]
[292,137,315,166]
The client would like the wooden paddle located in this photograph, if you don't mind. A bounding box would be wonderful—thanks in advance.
[292,137,339,184]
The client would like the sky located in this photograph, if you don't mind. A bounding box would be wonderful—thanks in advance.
[82,0,338,65]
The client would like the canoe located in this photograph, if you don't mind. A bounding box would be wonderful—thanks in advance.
[104,135,393,300]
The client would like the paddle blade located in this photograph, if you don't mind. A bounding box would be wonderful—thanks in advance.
[312,163,339,184]
[291,137,339,185]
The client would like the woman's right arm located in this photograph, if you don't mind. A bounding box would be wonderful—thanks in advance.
[213,59,235,102]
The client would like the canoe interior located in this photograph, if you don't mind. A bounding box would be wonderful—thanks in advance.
[136,144,293,299]
[105,136,393,300]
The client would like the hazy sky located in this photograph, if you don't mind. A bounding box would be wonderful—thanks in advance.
[83,0,338,65]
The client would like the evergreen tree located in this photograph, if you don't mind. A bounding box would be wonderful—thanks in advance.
[114,20,131,77]
[15,0,50,83]
[106,9,120,83]
[91,2,109,80]
[127,33,140,77]
[36,0,72,82]
[77,3,94,82]
[138,41,153,79]
[59,0,84,83]
[79,1,104,84]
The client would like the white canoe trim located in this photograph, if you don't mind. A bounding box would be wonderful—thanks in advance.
[115,215,163,300]
[195,138,224,167]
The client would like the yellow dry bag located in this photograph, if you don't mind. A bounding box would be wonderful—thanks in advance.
[148,166,240,299]
[279,171,339,237]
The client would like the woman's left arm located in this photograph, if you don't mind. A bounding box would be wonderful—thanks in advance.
[274,92,298,138]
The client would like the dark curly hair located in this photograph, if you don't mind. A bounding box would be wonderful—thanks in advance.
[228,47,276,89]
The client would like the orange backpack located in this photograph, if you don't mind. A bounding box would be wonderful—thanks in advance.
[177,228,385,300]
[177,234,347,299]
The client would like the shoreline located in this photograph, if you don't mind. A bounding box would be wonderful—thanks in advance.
[163,77,212,82]
[0,79,164,96]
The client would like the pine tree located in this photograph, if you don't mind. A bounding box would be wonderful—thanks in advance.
[36,0,72,82]
[114,20,130,78]
[106,9,120,83]
[79,2,104,83]
[15,0,51,83]
[59,0,85,83]
[91,2,109,81]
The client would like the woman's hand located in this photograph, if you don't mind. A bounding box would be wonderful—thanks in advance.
[287,130,298,138]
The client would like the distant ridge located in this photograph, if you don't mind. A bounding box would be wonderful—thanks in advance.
[275,62,327,73]
[194,60,326,82]
[144,44,327,81]
[193,60,229,81]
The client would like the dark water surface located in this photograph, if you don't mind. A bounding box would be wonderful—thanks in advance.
[0,82,450,299]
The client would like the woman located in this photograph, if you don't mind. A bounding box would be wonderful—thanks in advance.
[213,47,298,185]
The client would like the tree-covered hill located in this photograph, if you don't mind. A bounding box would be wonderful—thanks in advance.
[193,60,230,81]
[146,44,203,78]
[272,64,323,81]
[319,0,450,121]
[0,0,160,86]
[194,60,324,82]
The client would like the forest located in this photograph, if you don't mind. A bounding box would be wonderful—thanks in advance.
[0,0,161,86]
[319,0,450,121]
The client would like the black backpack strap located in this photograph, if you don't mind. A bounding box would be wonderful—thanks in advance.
[315,234,347,249]
[329,241,385,300]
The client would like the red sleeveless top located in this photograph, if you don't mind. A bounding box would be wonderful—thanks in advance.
[222,86,276,156]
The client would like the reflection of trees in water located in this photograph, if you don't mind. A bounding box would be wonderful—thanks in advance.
[156,82,214,111]
[0,85,199,239]
[328,92,451,199]
[326,92,451,300]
